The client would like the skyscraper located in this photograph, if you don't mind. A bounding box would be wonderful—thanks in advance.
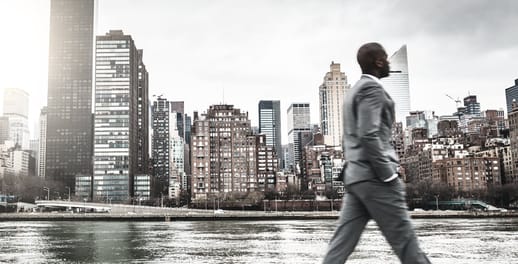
[38,107,47,178]
[170,101,185,139]
[258,100,282,166]
[93,30,144,202]
[136,50,150,176]
[382,45,411,123]
[0,117,9,145]
[151,98,189,199]
[319,62,350,147]
[183,113,192,192]
[152,97,171,197]
[46,0,94,190]
[463,95,481,116]
[508,101,518,185]
[287,103,310,172]
[505,79,518,114]
[256,134,279,192]
[3,88,30,149]
[168,112,185,200]
[170,101,185,115]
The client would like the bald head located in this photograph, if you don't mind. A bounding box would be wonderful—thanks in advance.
[357,42,390,78]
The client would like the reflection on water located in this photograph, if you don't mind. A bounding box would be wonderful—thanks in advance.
[0,218,517,263]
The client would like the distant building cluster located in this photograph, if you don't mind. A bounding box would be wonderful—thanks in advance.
[2,0,518,206]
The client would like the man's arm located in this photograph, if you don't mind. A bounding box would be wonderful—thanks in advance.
[356,86,396,182]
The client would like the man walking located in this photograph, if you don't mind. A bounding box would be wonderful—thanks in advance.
[322,43,431,264]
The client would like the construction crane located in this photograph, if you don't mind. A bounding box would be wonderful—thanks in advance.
[445,94,463,120]
[445,94,461,107]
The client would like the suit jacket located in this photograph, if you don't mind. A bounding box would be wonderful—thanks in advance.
[342,75,399,185]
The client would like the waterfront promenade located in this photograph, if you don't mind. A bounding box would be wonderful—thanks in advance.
[0,200,516,221]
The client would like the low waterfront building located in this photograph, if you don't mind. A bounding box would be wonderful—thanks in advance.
[0,141,30,178]
[75,174,92,200]
[474,143,509,185]
[134,174,151,200]
[432,157,500,192]
[300,141,344,197]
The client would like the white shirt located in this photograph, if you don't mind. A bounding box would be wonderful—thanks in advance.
[361,74,398,183]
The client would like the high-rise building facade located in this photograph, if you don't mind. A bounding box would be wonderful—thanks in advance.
[484,109,506,135]
[382,45,411,123]
[184,113,192,192]
[258,100,282,166]
[0,117,9,145]
[3,88,30,149]
[287,103,310,172]
[169,112,185,200]
[255,134,279,192]
[190,105,257,200]
[93,30,143,202]
[319,62,350,146]
[463,95,481,116]
[508,101,518,185]
[38,107,47,178]
[10,150,30,178]
[170,101,185,138]
[136,50,149,176]
[46,0,94,191]
[152,97,171,197]
[505,79,518,114]
[170,101,184,115]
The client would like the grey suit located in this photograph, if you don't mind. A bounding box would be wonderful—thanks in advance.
[323,76,431,264]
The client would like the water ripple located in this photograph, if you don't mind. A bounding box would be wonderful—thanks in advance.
[0,218,517,263]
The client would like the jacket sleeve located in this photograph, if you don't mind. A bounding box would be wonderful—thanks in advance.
[356,85,395,181]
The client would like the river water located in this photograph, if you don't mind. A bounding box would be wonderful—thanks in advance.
[0,218,517,263]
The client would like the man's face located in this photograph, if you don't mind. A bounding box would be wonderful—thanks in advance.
[378,52,390,78]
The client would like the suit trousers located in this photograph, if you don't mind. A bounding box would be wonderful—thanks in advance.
[322,179,431,264]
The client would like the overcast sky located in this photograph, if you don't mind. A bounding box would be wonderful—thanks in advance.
[1,0,517,143]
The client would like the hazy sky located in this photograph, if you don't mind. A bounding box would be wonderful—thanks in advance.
[1,0,517,143]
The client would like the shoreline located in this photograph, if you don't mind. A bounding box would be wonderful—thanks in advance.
[1,210,517,221]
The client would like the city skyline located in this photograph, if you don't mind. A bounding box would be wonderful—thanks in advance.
[1,0,518,144]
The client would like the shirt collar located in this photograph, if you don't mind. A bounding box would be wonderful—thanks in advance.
[362,74,383,86]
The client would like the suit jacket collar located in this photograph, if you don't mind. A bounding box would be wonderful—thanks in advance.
[361,74,383,87]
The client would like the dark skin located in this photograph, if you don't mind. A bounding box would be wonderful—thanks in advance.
[371,52,390,79]
[357,43,391,79]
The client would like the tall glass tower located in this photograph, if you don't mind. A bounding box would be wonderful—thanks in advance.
[93,30,145,202]
[463,95,481,116]
[46,0,94,191]
[258,100,282,167]
[382,45,410,123]
[287,103,310,172]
